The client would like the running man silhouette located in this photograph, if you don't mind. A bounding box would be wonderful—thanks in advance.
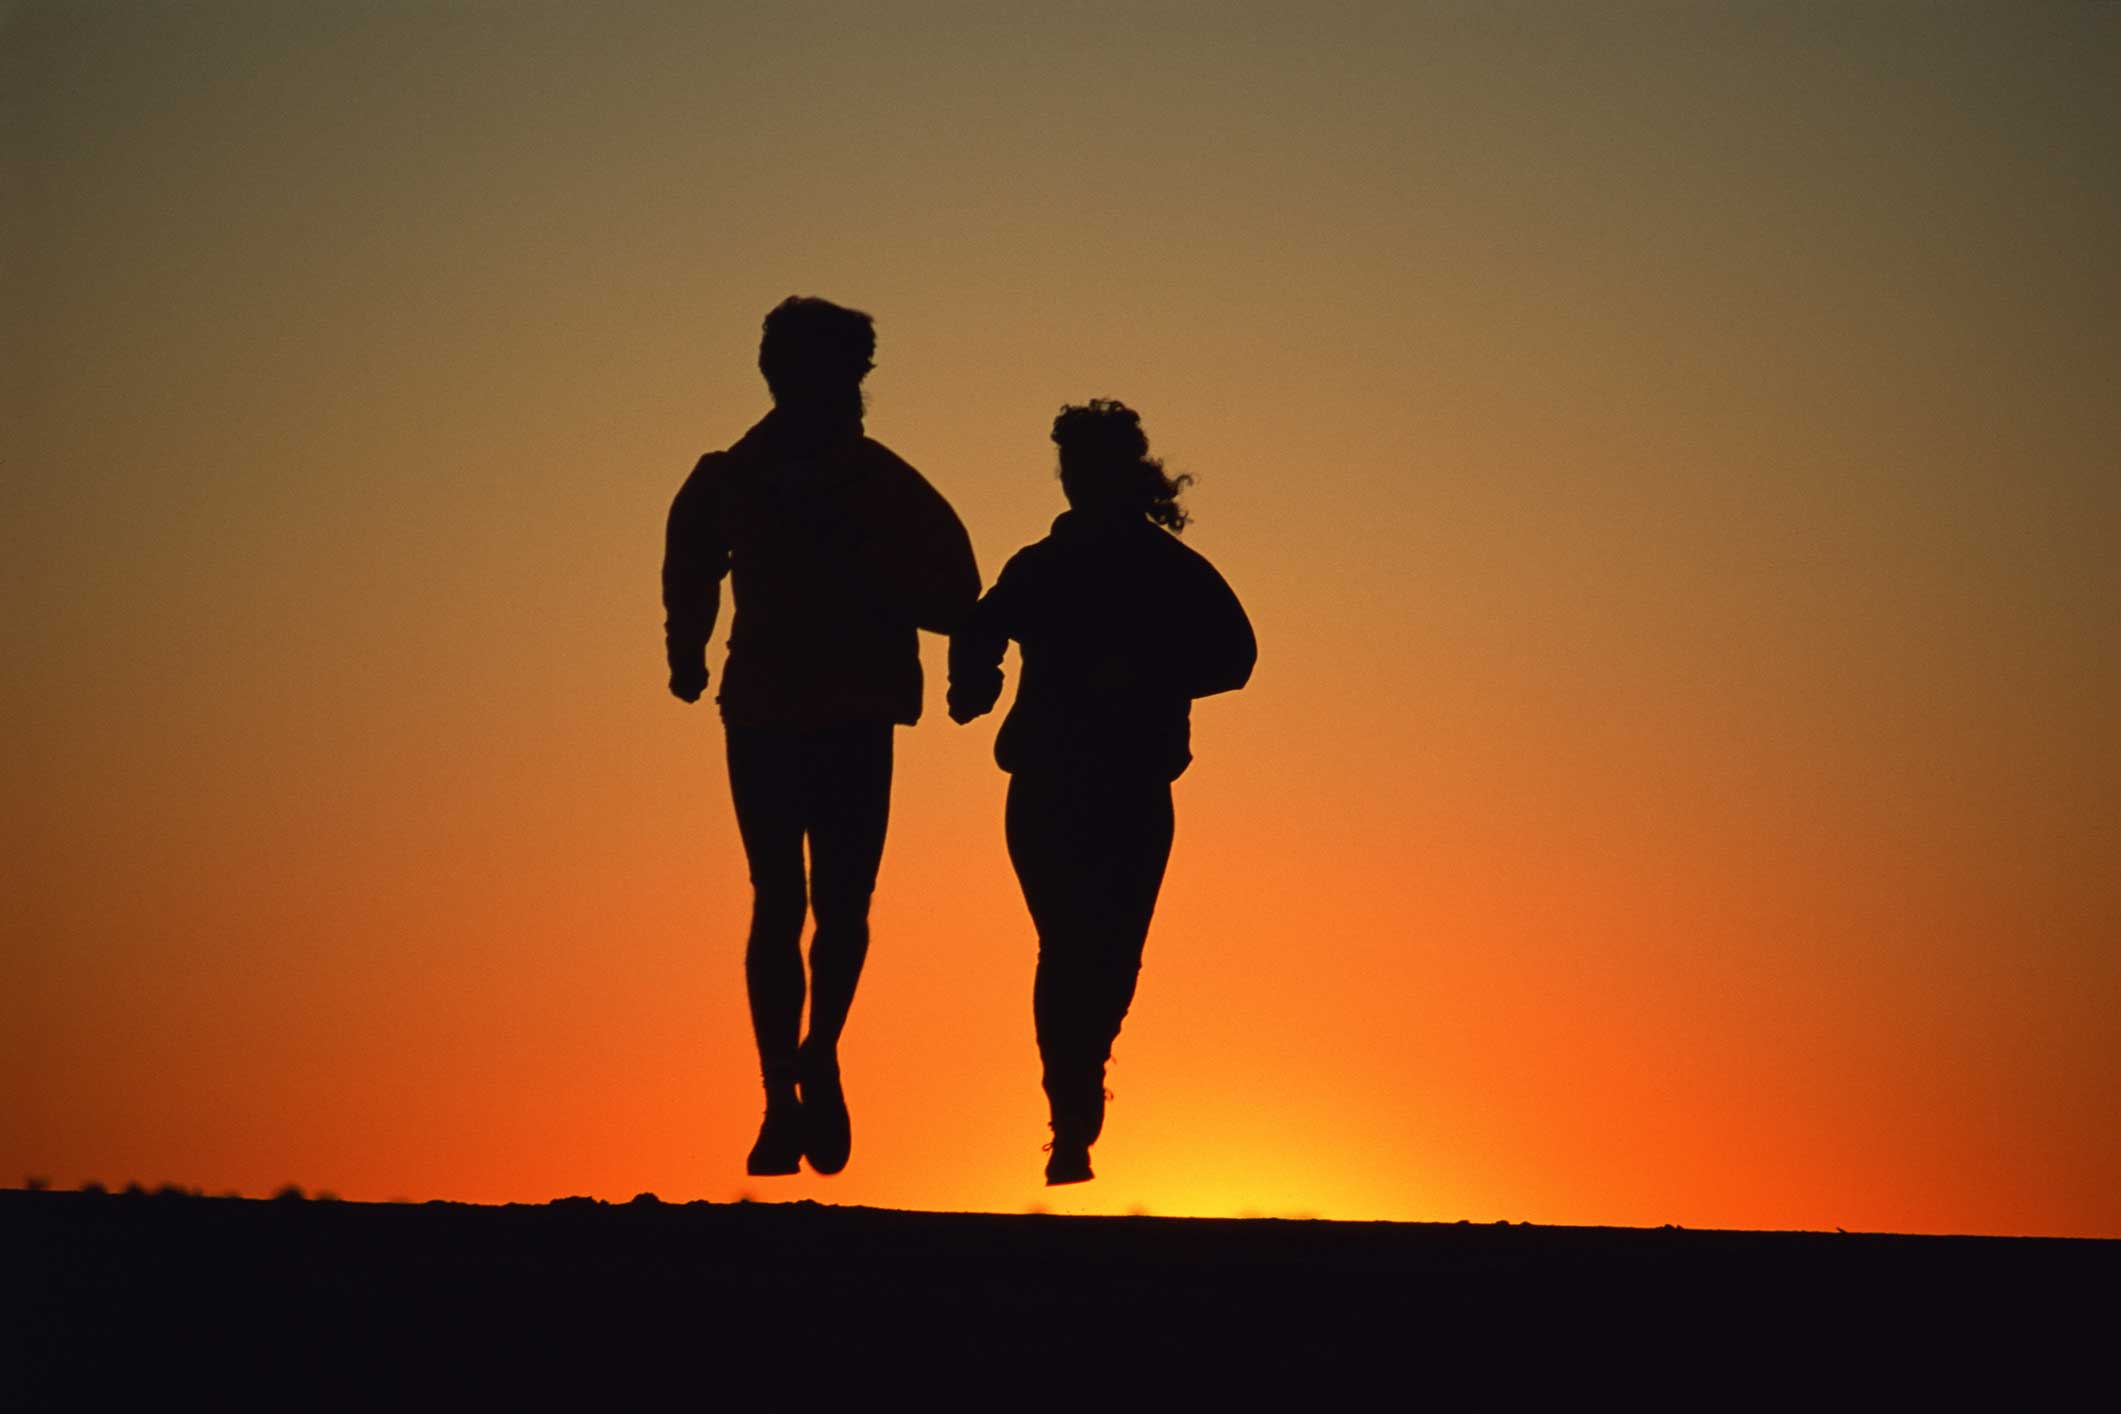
[948,401,1255,1184]
[664,297,980,1176]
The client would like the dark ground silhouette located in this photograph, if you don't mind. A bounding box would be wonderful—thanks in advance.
[10,1188,2110,1399]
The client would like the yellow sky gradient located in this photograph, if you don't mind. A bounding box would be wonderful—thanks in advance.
[7,2,2117,1234]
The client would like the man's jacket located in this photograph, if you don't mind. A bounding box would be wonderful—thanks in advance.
[664,410,980,727]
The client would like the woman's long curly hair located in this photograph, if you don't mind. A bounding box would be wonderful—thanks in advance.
[1051,399,1193,532]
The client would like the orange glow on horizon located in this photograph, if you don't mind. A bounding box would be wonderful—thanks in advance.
[7,3,2117,1238]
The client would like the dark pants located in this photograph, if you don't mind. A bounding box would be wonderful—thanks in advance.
[725,721,894,1083]
[1005,769,1175,1135]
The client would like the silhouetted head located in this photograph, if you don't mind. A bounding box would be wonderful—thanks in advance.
[759,296,875,421]
[1052,399,1192,532]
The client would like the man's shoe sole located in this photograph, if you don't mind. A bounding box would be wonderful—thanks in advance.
[799,1052,851,1176]
[747,1099,804,1176]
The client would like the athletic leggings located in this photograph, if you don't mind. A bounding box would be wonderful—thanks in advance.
[1004,769,1175,1128]
[725,721,893,1082]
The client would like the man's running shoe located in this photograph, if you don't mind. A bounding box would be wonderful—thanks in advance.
[746,1095,804,1177]
[798,1041,851,1176]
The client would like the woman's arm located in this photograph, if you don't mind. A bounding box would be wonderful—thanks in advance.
[1180,549,1256,700]
[947,552,1028,723]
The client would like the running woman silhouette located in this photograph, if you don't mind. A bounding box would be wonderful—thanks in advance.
[948,400,1255,1184]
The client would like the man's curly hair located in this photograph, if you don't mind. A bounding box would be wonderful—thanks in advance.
[758,296,875,404]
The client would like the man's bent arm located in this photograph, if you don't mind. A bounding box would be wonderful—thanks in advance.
[663,454,728,698]
[905,481,982,636]
[869,449,981,636]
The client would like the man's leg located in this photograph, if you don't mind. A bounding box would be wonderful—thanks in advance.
[795,720,893,1174]
[802,721,892,1051]
[725,724,810,1174]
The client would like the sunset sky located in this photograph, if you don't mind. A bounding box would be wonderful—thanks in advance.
[7,2,2116,1236]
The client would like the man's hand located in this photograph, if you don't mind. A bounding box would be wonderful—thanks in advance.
[669,660,709,704]
[946,667,1002,724]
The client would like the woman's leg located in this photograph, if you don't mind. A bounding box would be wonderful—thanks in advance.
[1085,777,1174,1076]
[1008,770,1175,1174]
[1006,772,1096,1130]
